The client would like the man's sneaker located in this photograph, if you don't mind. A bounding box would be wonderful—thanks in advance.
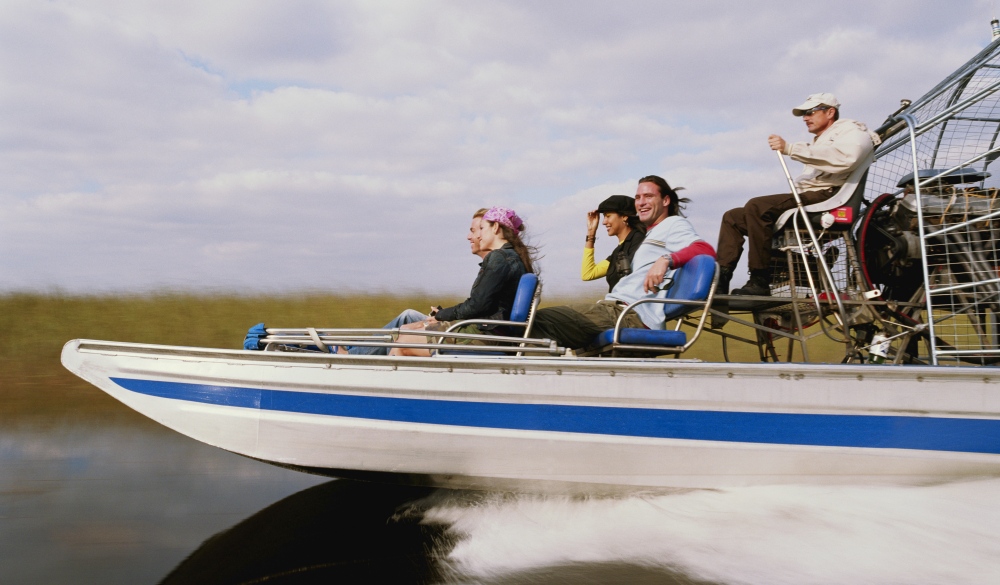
[732,273,771,296]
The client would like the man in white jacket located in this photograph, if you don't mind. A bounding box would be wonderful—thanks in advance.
[716,93,879,296]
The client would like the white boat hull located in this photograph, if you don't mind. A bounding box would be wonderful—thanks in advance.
[61,339,1000,492]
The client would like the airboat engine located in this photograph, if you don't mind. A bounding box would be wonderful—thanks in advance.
[859,167,996,305]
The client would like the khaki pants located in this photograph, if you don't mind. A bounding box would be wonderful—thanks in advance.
[530,300,646,350]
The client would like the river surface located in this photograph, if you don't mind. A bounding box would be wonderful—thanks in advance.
[4,375,1000,584]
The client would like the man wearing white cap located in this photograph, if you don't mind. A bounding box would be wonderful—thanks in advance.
[716,93,880,296]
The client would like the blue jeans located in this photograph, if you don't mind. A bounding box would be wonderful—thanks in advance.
[346,309,428,355]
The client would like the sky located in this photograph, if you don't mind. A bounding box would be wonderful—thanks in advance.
[1,0,997,297]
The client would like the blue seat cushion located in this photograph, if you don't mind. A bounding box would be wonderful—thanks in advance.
[594,328,687,348]
[509,273,538,323]
[662,254,715,321]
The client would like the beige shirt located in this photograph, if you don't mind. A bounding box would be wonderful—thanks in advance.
[783,118,881,192]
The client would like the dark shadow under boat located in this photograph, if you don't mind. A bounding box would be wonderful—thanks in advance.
[159,479,452,585]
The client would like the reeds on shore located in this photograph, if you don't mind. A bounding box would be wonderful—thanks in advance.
[1,292,452,422]
[1,292,842,423]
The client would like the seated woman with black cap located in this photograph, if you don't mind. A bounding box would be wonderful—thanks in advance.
[582,195,646,292]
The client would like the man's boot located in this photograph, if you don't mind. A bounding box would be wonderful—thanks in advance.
[732,269,771,296]
[717,266,734,295]
[710,266,735,329]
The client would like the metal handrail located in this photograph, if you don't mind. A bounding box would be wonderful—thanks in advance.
[263,336,562,355]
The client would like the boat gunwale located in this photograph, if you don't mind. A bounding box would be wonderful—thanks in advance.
[68,338,1000,383]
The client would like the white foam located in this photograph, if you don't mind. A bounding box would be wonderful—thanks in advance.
[423,479,1000,584]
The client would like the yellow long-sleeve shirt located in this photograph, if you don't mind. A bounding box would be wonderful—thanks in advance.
[581,247,610,281]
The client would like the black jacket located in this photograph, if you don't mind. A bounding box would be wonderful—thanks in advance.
[435,244,527,323]
[605,229,646,291]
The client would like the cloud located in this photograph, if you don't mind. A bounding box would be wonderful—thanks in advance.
[1,0,996,295]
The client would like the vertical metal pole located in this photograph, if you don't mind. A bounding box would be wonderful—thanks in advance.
[900,114,939,365]
[784,244,811,362]
[775,152,853,350]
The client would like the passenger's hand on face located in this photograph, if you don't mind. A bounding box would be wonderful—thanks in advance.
[586,210,600,235]
[768,134,786,152]
[643,256,671,293]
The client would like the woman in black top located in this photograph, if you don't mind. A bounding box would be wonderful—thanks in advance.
[582,195,646,291]
[390,206,535,357]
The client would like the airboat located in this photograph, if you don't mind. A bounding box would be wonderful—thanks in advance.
[62,31,1000,493]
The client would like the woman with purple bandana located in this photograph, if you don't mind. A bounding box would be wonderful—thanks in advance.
[389,206,536,357]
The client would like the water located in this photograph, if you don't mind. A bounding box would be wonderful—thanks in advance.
[426,481,1000,584]
[4,381,1000,584]
[0,424,325,583]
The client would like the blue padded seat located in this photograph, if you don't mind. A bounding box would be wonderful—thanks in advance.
[594,327,687,348]
[509,273,538,323]
[660,255,716,321]
[594,254,716,350]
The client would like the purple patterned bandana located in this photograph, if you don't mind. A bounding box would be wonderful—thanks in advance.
[482,206,523,235]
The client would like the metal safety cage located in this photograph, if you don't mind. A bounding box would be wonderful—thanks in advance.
[864,36,1000,365]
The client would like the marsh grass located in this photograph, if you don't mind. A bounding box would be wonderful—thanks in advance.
[1,292,451,422]
[1,293,846,423]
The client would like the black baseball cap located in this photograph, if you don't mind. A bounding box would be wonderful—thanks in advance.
[597,195,637,216]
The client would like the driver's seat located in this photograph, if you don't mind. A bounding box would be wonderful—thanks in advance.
[773,152,874,233]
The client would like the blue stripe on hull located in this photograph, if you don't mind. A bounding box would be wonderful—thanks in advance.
[110,377,1000,455]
